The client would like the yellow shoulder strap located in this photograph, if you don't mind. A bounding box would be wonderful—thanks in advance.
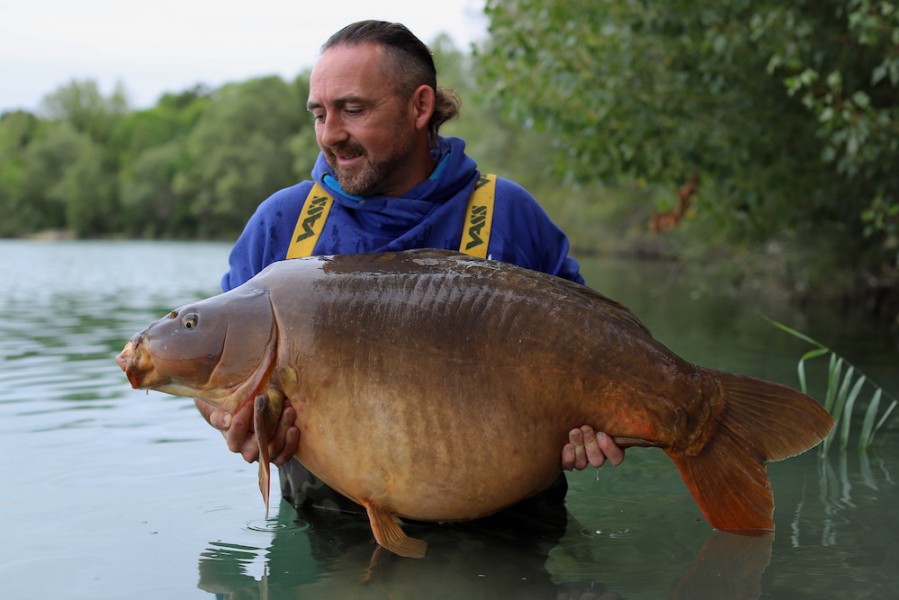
[286,175,496,260]
[459,173,497,258]
[286,182,334,259]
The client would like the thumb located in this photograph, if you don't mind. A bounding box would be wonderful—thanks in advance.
[196,399,233,431]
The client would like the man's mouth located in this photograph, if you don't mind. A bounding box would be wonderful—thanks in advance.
[329,145,366,165]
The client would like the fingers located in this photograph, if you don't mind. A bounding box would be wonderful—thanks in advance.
[596,431,625,466]
[275,427,300,466]
[271,406,300,466]
[194,398,213,422]
[223,399,252,449]
[569,426,590,470]
[561,441,577,471]
[562,426,626,471]
[195,399,231,430]
[205,400,257,462]
[582,426,606,468]
[195,398,299,466]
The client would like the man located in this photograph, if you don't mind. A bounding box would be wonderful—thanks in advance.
[198,20,623,516]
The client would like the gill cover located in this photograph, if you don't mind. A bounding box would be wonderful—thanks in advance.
[142,286,276,396]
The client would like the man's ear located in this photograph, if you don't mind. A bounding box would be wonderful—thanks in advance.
[409,84,436,131]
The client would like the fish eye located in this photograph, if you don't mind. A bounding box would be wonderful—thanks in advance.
[181,313,199,330]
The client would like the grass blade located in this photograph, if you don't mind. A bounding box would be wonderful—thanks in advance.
[769,316,896,451]
[823,355,843,414]
[797,347,830,393]
[872,399,897,438]
[858,389,882,451]
[839,375,866,450]
[765,318,826,347]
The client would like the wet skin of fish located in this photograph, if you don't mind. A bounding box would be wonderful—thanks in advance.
[116,250,834,558]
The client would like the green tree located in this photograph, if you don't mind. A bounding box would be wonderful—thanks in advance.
[39,79,129,144]
[750,0,899,245]
[59,137,116,236]
[112,86,210,237]
[479,0,899,303]
[0,111,39,235]
[175,76,308,237]
[110,85,208,171]
[119,141,193,237]
[18,80,131,237]
[16,121,92,232]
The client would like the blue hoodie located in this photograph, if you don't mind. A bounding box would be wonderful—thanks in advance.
[221,136,583,291]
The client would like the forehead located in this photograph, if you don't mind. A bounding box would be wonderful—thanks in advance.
[308,44,393,105]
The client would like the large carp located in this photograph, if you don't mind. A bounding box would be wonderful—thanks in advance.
[116,249,833,558]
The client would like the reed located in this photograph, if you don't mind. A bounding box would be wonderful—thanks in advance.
[767,319,896,453]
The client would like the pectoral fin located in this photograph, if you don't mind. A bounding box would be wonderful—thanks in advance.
[362,500,427,559]
[254,394,271,519]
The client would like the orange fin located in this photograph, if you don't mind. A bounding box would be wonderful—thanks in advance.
[362,500,427,559]
[669,371,834,532]
[254,394,272,519]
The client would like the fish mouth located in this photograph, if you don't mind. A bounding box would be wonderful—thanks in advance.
[115,341,133,371]
[116,337,157,389]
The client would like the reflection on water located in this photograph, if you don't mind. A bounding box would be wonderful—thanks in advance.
[805,444,898,552]
[1,240,897,599]
[195,501,775,599]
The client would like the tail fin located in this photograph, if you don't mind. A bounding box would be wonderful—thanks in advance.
[667,371,834,532]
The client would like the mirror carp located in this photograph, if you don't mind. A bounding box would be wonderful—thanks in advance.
[116,249,834,558]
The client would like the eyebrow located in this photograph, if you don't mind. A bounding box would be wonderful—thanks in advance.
[306,94,370,112]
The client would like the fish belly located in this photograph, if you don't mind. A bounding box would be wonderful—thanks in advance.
[291,375,569,521]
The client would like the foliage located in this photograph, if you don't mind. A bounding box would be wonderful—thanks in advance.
[0,111,38,235]
[113,87,210,237]
[39,79,129,144]
[173,75,309,237]
[16,120,95,233]
[478,0,899,298]
[769,319,897,451]
[0,75,315,239]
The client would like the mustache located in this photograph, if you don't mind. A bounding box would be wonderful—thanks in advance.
[326,142,366,158]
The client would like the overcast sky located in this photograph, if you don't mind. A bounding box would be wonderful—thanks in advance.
[0,0,487,114]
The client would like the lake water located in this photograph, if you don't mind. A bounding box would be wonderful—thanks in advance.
[1,239,897,599]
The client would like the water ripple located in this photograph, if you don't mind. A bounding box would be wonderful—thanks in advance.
[244,517,311,534]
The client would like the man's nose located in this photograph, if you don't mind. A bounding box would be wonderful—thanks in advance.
[318,114,348,147]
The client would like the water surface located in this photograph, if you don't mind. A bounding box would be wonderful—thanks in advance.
[1,240,896,599]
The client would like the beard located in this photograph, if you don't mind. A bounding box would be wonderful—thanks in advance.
[324,126,416,197]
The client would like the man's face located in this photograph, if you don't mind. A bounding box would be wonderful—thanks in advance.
[307,44,419,197]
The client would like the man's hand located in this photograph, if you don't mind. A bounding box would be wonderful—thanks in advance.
[194,399,299,466]
[562,425,625,470]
